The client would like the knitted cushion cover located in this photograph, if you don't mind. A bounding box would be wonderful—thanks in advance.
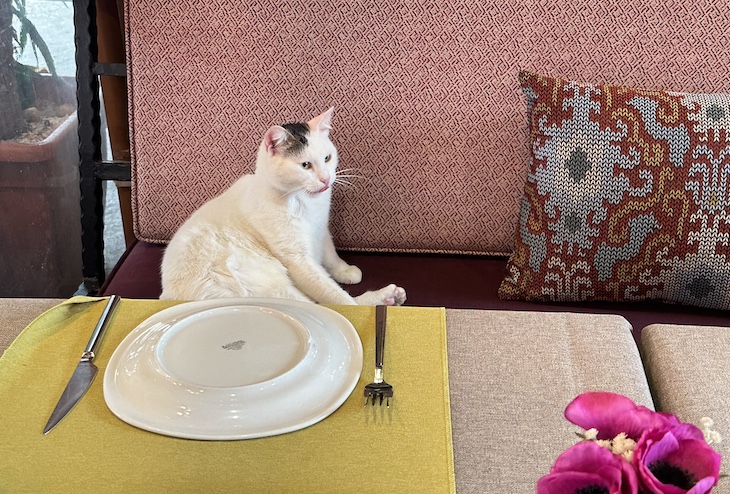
[499,72,730,310]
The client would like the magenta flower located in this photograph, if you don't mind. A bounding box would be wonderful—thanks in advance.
[537,441,638,494]
[634,423,722,494]
[539,392,723,494]
[565,392,680,441]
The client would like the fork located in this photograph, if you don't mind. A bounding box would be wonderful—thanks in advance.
[364,305,394,407]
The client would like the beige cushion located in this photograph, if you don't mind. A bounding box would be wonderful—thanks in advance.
[641,324,730,493]
[446,309,653,493]
[0,299,64,356]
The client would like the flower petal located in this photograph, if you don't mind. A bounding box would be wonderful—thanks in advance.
[537,471,613,494]
[635,425,722,494]
[538,442,638,494]
[551,441,621,473]
[565,392,680,440]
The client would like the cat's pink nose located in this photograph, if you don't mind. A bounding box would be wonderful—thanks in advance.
[317,176,330,193]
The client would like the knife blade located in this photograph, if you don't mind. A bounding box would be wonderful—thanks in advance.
[43,295,121,434]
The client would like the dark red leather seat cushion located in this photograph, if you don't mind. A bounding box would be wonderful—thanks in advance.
[101,240,730,340]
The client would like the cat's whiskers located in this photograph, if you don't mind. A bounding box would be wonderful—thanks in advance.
[334,168,368,189]
[279,186,305,201]
[284,188,308,217]
[336,168,366,180]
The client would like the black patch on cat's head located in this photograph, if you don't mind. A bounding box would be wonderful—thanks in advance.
[281,122,309,154]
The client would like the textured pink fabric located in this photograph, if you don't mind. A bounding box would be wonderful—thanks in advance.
[125,0,730,255]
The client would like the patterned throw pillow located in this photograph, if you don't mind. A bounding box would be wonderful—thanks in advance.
[498,72,730,310]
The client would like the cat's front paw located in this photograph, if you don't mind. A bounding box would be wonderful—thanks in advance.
[331,264,362,284]
[354,284,407,306]
[385,285,407,306]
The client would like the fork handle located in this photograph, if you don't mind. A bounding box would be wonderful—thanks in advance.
[375,305,387,369]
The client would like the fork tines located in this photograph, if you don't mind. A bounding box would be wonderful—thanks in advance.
[364,381,394,407]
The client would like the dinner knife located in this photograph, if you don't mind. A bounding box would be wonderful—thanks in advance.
[43,295,121,434]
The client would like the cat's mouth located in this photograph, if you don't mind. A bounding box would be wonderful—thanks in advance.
[310,184,330,194]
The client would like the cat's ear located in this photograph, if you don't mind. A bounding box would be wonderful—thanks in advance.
[308,107,334,135]
[263,126,289,154]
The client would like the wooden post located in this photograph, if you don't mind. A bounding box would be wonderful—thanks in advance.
[96,0,134,246]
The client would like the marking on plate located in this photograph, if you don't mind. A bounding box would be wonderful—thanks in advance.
[222,340,246,351]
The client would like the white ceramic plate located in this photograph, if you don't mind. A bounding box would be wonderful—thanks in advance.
[103,298,363,440]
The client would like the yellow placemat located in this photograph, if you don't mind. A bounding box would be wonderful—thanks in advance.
[0,297,454,494]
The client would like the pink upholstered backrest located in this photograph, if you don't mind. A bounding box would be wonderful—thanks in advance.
[125,0,730,255]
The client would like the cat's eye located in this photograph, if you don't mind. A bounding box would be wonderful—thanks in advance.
[301,161,312,169]
[324,154,331,163]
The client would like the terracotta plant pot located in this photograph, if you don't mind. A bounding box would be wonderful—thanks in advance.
[0,112,81,296]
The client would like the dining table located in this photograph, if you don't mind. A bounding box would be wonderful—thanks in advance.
[0,296,654,493]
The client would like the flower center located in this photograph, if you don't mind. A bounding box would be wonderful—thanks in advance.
[575,486,609,494]
[648,460,697,490]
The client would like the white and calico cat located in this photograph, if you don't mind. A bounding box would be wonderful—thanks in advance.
[160,108,407,305]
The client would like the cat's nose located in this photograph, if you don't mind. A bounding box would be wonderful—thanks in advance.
[316,175,331,193]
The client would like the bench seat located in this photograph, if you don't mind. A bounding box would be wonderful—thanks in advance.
[100,240,730,340]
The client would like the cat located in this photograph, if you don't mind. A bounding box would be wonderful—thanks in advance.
[160,107,407,306]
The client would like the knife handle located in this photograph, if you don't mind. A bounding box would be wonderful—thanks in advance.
[83,295,120,359]
[375,305,387,369]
